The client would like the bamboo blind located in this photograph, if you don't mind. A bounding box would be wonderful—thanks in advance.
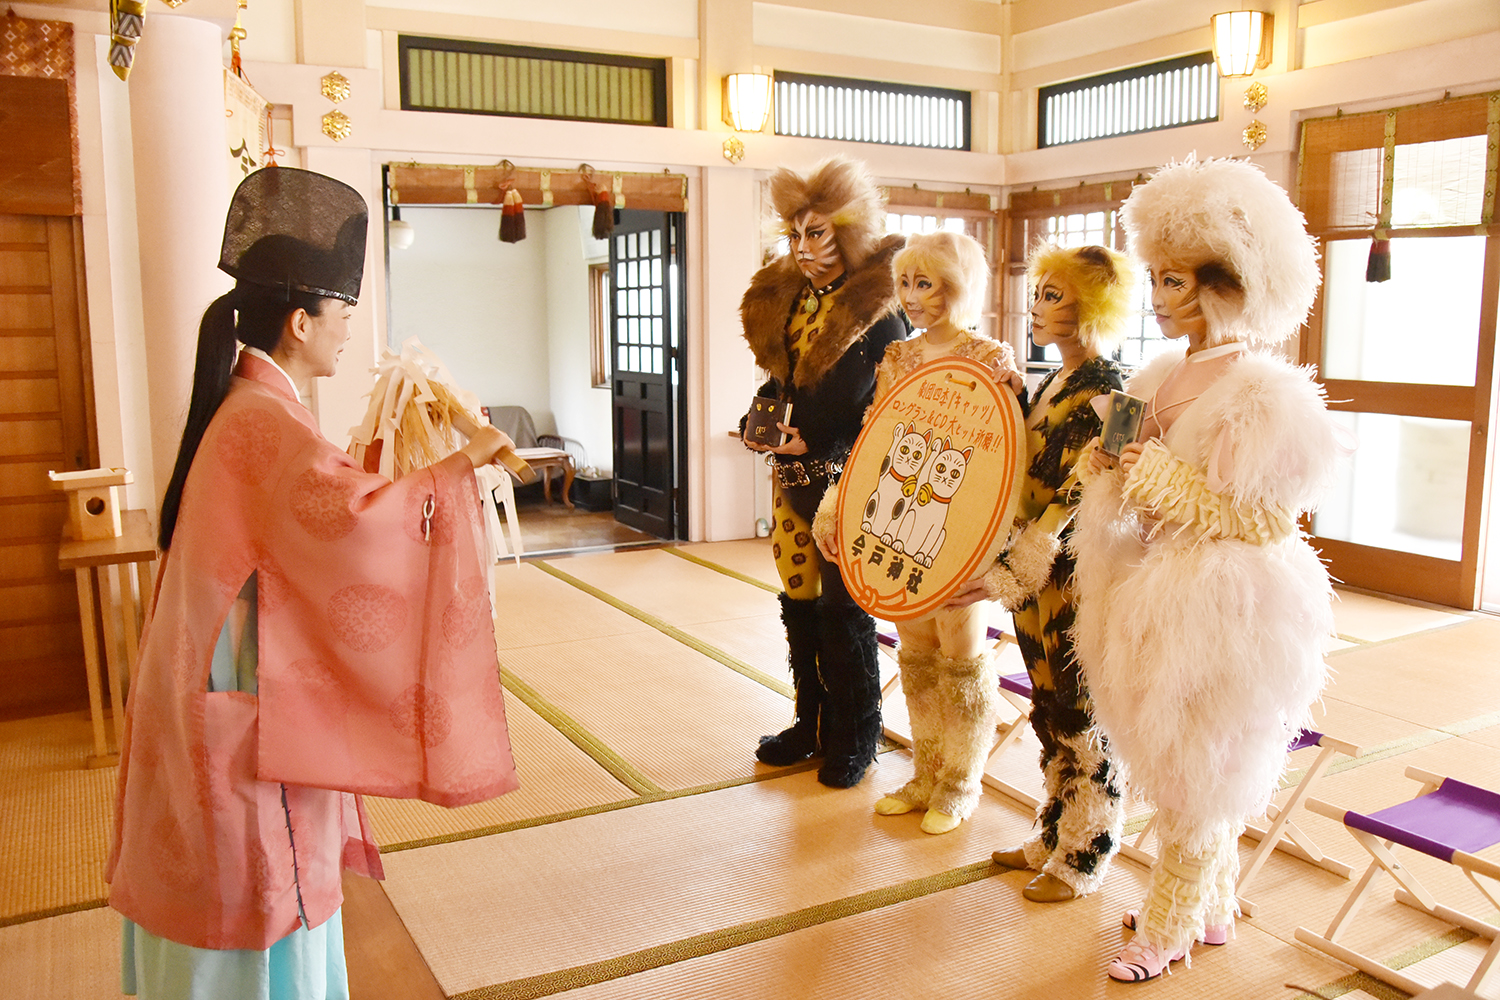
[1299,91,1499,236]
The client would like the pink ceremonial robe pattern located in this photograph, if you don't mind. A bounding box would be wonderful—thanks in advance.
[107,353,518,951]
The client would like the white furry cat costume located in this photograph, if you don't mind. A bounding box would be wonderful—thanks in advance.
[1070,157,1341,961]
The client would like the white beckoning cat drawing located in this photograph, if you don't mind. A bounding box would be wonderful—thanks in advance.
[862,422,932,546]
[893,439,972,567]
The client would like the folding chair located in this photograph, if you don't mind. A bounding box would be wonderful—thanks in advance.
[1118,728,1362,917]
[1296,768,1500,998]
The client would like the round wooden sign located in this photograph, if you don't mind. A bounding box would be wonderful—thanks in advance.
[834,356,1026,621]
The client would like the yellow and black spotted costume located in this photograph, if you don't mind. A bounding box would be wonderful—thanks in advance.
[741,235,907,789]
[1012,355,1126,895]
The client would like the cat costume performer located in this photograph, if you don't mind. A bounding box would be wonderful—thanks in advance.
[813,231,1021,834]
[740,156,906,788]
[987,243,1134,901]
[1070,158,1341,983]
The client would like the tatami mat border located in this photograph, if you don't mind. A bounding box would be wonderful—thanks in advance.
[662,546,781,593]
[531,559,793,698]
[448,860,1002,1000]
[1294,926,1479,999]
[378,757,837,853]
[0,898,108,929]
[1327,616,1478,655]
[498,667,663,797]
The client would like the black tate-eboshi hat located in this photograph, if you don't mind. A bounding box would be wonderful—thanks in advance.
[219,167,368,304]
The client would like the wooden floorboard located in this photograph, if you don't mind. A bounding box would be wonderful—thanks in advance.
[343,870,448,1000]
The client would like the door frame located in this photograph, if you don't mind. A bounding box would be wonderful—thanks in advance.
[1302,230,1499,609]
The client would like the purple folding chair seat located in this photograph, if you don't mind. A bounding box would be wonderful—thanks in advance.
[1344,778,1500,863]
[1297,768,1500,998]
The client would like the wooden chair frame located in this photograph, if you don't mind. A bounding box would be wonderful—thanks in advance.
[1295,767,1500,998]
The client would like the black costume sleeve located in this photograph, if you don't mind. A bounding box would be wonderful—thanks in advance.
[794,310,907,462]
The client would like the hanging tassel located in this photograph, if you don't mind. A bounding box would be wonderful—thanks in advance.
[499,187,526,243]
[1365,238,1391,282]
[591,185,614,240]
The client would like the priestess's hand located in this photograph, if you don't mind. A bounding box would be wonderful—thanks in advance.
[459,426,517,469]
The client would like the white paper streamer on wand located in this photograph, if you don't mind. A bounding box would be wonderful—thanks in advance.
[348,339,526,615]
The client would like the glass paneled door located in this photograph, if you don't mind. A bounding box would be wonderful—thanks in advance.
[1306,232,1498,608]
[609,209,686,538]
[1299,94,1500,609]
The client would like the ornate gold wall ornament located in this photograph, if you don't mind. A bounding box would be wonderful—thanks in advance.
[722,136,745,164]
[320,71,350,104]
[1244,82,1269,113]
[1242,119,1268,151]
[159,0,186,7]
[321,108,352,142]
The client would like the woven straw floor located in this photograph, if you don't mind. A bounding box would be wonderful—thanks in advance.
[2,538,1499,1000]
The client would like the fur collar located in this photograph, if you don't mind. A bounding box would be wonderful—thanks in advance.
[740,234,904,391]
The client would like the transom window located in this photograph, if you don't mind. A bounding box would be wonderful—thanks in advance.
[774,71,970,151]
[1039,53,1219,149]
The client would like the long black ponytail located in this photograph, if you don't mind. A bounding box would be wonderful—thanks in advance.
[158,285,328,550]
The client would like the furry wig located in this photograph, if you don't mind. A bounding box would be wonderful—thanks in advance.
[1120,157,1320,347]
[769,156,888,272]
[891,230,989,329]
[1025,242,1137,353]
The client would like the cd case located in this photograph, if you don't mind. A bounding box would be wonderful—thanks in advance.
[745,396,793,447]
[1099,390,1146,456]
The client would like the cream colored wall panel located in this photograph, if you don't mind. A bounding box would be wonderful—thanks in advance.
[791,0,1002,35]
[754,46,1002,93]
[237,0,297,65]
[365,0,699,39]
[363,8,699,60]
[1010,27,1206,92]
[1298,0,1423,30]
[1012,0,1219,72]
[1302,0,1500,68]
[753,3,1002,75]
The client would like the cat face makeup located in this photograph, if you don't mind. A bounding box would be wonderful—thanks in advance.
[1029,270,1079,347]
[897,266,949,331]
[788,210,845,288]
[1148,260,1208,344]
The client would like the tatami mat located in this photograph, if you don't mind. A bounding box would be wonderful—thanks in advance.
[668,540,782,590]
[497,629,798,791]
[1331,590,1471,643]
[4,544,1499,1000]
[490,562,655,651]
[1316,618,1500,730]
[381,757,1040,997]
[543,549,782,628]
[538,875,1350,1000]
[364,688,635,849]
[0,712,115,922]
[0,905,120,997]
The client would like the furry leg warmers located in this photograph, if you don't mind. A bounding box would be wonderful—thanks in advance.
[883,646,941,808]
[925,652,999,821]
[1136,823,1240,956]
[815,598,882,788]
[1034,728,1124,896]
[756,594,823,766]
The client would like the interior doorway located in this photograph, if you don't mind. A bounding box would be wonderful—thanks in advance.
[385,202,688,556]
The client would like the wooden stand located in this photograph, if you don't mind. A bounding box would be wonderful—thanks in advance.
[56,508,156,767]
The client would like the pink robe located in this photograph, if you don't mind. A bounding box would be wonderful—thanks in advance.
[107,353,518,951]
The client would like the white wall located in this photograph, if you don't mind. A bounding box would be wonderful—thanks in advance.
[385,205,554,429]
[544,207,613,473]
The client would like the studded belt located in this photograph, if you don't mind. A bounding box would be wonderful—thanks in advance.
[770,456,844,489]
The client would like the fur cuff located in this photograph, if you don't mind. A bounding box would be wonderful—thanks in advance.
[811,485,839,549]
[981,562,1028,610]
[1005,521,1061,593]
[1122,439,1296,544]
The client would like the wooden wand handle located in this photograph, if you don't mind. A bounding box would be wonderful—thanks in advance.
[449,409,536,484]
